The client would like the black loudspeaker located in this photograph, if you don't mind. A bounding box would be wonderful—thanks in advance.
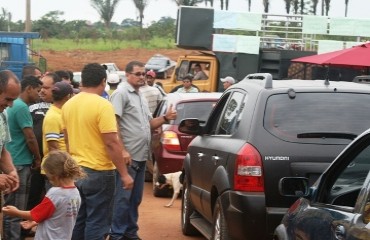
[176,7,214,50]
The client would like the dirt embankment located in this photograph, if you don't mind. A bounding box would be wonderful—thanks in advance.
[41,48,191,72]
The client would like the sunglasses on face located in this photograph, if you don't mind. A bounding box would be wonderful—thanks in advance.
[130,72,146,77]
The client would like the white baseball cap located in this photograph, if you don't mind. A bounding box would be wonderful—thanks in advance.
[220,76,235,84]
[107,73,120,84]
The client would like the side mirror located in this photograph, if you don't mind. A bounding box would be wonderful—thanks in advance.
[278,177,310,197]
[178,119,202,135]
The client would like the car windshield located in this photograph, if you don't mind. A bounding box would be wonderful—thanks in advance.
[264,92,370,144]
[148,58,166,66]
[174,101,217,125]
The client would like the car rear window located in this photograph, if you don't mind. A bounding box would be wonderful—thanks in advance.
[175,101,217,125]
[264,92,370,144]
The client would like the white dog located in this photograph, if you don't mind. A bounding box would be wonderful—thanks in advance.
[157,171,183,207]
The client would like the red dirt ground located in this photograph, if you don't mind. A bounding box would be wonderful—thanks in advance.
[41,48,191,72]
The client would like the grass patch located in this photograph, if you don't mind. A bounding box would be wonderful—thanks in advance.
[33,37,177,51]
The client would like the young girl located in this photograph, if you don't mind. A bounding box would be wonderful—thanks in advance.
[2,150,86,240]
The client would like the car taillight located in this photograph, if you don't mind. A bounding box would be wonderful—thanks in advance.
[161,131,181,151]
[234,144,264,192]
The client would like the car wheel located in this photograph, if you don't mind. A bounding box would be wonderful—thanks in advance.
[212,198,230,240]
[181,175,199,236]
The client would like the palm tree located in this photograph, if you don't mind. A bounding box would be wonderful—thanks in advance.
[344,0,349,17]
[205,0,214,7]
[293,0,298,14]
[172,0,203,5]
[311,0,319,15]
[132,0,148,29]
[324,0,331,15]
[248,0,251,12]
[284,0,292,14]
[263,0,269,13]
[90,0,121,29]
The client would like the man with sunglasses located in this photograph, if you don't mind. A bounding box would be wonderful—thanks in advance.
[109,61,177,240]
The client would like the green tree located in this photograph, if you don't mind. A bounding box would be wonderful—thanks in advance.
[324,0,331,15]
[132,0,148,29]
[172,0,203,5]
[205,0,214,6]
[32,11,66,39]
[284,0,292,13]
[263,0,269,12]
[147,17,176,39]
[90,0,121,29]
[311,0,319,15]
[0,8,10,31]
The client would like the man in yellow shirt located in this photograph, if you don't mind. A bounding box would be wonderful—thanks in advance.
[62,63,133,240]
[42,82,73,162]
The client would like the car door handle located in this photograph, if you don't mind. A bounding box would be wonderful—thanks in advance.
[197,153,204,161]
[334,225,345,239]
[212,155,220,165]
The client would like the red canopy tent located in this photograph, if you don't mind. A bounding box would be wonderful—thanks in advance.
[291,42,370,68]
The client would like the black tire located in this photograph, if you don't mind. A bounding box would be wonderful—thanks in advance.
[181,176,199,236]
[212,198,230,240]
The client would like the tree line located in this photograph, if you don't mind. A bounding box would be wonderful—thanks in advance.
[0,0,352,41]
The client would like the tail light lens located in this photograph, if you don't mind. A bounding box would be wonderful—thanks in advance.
[161,131,181,151]
[234,144,264,192]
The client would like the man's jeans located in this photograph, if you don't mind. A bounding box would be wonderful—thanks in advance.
[72,167,115,240]
[109,160,146,240]
[3,165,31,240]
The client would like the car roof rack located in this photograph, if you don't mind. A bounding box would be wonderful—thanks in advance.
[353,75,370,84]
[246,73,273,89]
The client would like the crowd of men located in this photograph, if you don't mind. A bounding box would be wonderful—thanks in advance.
[0,62,176,240]
[0,61,235,240]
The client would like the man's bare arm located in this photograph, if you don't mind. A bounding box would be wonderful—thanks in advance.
[0,147,19,192]
[101,132,133,190]
[46,140,59,152]
[22,127,41,168]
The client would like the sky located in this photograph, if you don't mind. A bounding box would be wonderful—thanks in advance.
[0,0,368,26]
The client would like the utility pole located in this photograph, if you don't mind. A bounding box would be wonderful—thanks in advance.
[25,0,31,32]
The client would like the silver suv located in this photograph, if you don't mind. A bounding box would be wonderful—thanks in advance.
[179,73,370,240]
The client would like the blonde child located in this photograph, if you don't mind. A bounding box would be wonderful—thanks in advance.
[2,150,86,240]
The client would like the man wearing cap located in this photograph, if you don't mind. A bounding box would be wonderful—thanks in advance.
[42,82,73,168]
[221,76,236,90]
[107,73,121,95]
[145,70,166,97]
[140,71,163,114]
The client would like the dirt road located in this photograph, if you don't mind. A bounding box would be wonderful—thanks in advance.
[23,182,205,240]
[41,48,191,72]
[138,182,205,240]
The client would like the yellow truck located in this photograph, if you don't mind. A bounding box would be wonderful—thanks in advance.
[157,51,219,93]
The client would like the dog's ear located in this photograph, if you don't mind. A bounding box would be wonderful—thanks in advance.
[158,174,166,184]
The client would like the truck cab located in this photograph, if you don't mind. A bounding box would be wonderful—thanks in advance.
[0,31,45,80]
[159,52,219,93]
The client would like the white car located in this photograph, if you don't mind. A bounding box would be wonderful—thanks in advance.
[101,63,120,73]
